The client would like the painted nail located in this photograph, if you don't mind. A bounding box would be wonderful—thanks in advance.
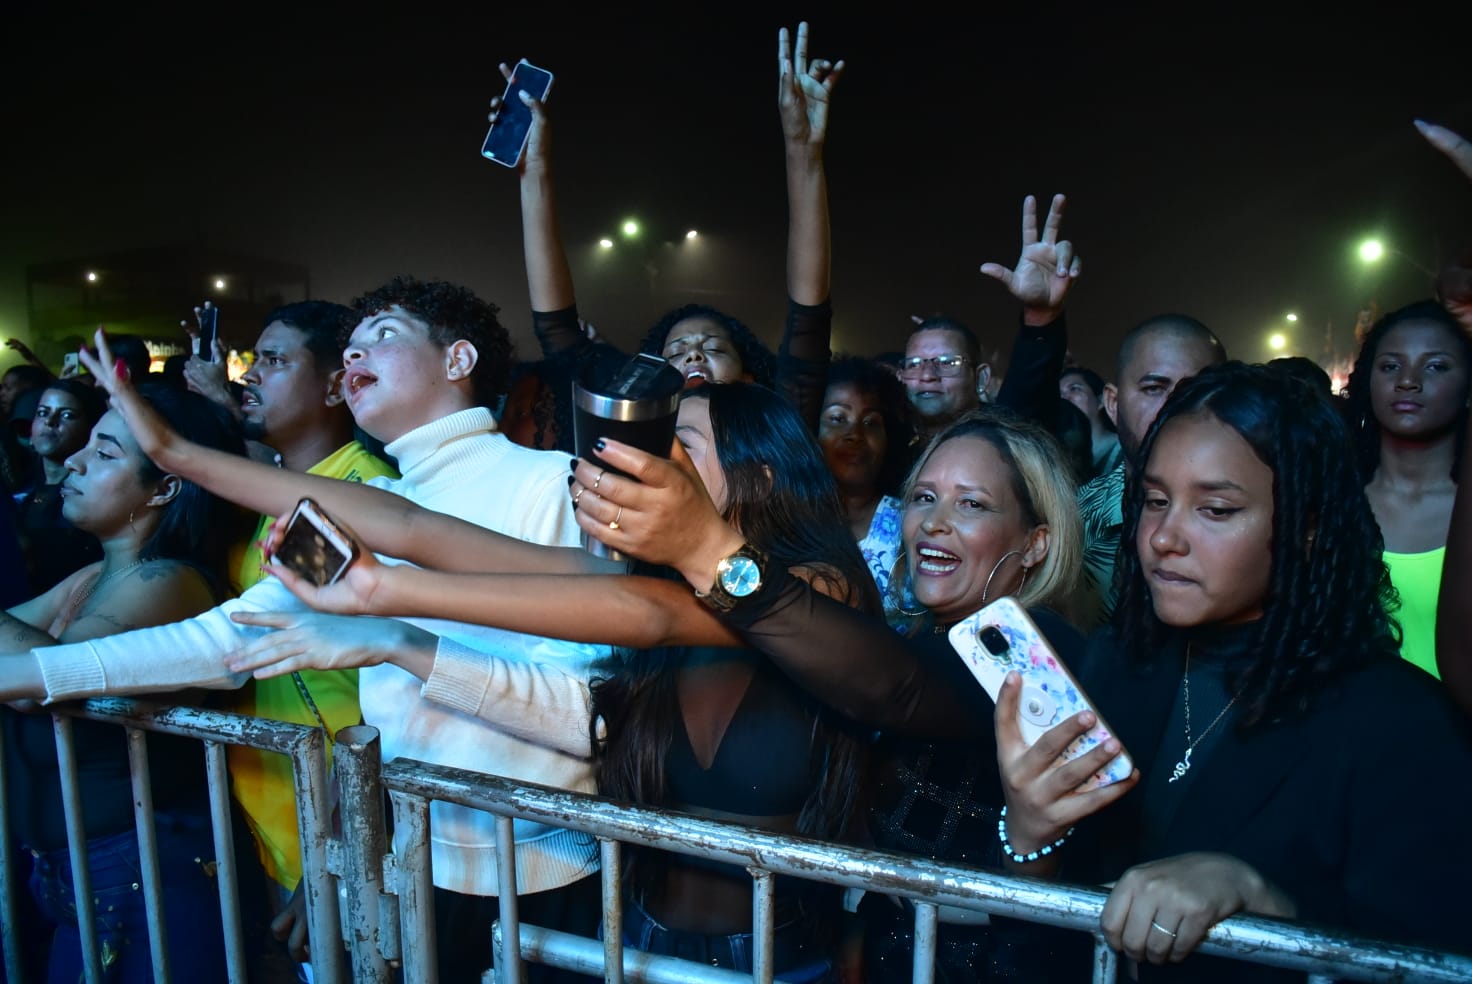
[593,438,607,452]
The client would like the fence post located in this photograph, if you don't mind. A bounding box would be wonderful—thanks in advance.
[291,723,346,984]
[53,714,105,983]
[0,718,22,984]
[389,790,437,984]
[333,725,392,983]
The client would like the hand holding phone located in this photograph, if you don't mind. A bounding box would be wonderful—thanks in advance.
[949,597,1132,789]
[482,60,554,167]
[194,302,219,361]
[271,499,358,588]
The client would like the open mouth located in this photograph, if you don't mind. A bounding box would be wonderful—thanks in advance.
[343,367,379,400]
[915,544,961,575]
[682,367,712,388]
[240,389,262,410]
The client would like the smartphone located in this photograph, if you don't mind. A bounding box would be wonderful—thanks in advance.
[481,60,554,167]
[61,352,81,376]
[196,304,219,361]
[949,597,1133,789]
[271,498,357,587]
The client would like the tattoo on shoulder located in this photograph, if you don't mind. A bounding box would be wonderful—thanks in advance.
[139,561,185,582]
[88,614,142,632]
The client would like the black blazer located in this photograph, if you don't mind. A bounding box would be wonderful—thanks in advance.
[1070,632,1472,979]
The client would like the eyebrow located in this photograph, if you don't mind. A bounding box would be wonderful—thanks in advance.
[1143,472,1246,493]
[95,432,126,452]
[1376,349,1456,359]
[1134,373,1173,387]
[256,346,287,358]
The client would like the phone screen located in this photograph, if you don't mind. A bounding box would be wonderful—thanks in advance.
[274,505,352,587]
[481,61,553,166]
[197,307,218,361]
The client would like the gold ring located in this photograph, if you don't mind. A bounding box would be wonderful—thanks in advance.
[572,487,585,505]
[608,506,623,531]
[592,469,606,492]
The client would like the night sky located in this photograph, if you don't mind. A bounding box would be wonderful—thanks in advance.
[5,7,1471,379]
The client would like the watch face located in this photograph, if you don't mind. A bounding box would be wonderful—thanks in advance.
[720,555,762,597]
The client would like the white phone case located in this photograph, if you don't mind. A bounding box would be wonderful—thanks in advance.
[948,597,1132,789]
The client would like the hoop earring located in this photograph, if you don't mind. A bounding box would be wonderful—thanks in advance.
[128,508,137,534]
[980,549,1025,607]
[887,555,927,617]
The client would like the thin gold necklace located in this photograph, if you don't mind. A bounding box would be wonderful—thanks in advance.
[63,559,146,627]
[1168,644,1242,784]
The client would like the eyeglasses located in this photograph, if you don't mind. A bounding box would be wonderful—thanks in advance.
[898,355,970,379]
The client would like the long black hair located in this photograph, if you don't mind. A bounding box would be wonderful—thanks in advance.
[637,304,777,389]
[133,385,251,583]
[1115,362,1401,729]
[592,383,873,846]
[1345,299,1470,483]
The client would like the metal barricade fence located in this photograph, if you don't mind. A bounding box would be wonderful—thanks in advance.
[331,727,1472,984]
[5,705,1471,984]
[0,698,345,984]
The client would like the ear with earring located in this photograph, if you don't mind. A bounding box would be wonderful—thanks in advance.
[981,549,1028,606]
[886,554,927,618]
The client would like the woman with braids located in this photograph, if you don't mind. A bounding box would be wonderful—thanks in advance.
[995,362,1472,981]
[1344,299,1470,678]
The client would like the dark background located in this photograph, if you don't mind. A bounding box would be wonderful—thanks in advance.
[5,5,1471,378]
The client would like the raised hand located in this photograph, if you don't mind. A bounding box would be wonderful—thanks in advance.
[1100,852,1296,964]
[77,326,183,462]
[995,670,1137,860]
[488,61,550,174]
[1416,120,1472,183]
[778,22,845,154]
[253,511,387,617]
[980,194,1082,322]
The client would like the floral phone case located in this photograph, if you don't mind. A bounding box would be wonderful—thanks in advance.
[948,597,1133,789]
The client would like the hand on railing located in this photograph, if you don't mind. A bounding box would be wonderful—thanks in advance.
[1100,851,1297,965]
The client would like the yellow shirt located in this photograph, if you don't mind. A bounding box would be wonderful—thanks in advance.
[226,441,398,889]
[1383,546,1444,680]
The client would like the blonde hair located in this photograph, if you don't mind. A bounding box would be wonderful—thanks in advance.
[901,408,1083,617]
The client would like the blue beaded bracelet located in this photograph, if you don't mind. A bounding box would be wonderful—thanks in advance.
[997,806,1074,863]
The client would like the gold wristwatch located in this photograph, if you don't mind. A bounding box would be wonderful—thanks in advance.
[695,543,768,612]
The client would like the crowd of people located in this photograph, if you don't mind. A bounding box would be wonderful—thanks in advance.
[2,22,1471,984]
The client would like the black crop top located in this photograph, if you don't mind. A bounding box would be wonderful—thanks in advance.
[665,648,820,817]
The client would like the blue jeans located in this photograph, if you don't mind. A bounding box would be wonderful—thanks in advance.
[617,896,834,983]
[28,812,226,983]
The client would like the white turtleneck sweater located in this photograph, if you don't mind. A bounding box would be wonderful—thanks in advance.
[33,407,605,897]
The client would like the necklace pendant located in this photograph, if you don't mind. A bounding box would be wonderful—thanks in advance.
[1168,748,1192,783]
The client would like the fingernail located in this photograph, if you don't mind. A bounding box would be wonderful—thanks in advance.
[1104,739,1120,753]
[1079,711,1096,726]
[565,475,575,488]
[113,358,127,380]
[569,456,580,472]
[1414,119,1430,132]
[594,438,607,451]
[518,90,532,103]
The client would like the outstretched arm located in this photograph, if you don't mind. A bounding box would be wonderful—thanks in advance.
[776,23,845,429]
[491,64,583,356]
[78,329,608,577]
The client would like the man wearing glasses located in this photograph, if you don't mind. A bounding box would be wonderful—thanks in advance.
[899,193,1084,445]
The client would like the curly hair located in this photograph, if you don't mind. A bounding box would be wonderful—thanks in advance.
[591,383,873,855]
[636,304,776,388]
[1114,362,1402,730]
[898,407,1083,622]
[350,276,513,408]
[823,354,916,497]
[1345,299,1470,483]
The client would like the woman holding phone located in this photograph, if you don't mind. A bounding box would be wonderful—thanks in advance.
[0,384,245,982]
[995,362,1472,980]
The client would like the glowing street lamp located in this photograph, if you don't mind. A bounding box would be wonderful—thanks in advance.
[598,238,614,249]
[85,271,98,283]
[685,229,698,240]
[1285,312,1298,322]
[621,219,640,238]
[214,278,227,290]
[1358,239,1386,264]
[1268,332,1288,352]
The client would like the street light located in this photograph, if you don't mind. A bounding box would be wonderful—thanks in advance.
[598,238,614,249]
[85,271,98,283]
[1268,333,1288,352]
[1358,239,1385,264]
[621,219,640,238]
[685,229,698,240]
[214,278,227,290]
[1285,312,1298,322]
